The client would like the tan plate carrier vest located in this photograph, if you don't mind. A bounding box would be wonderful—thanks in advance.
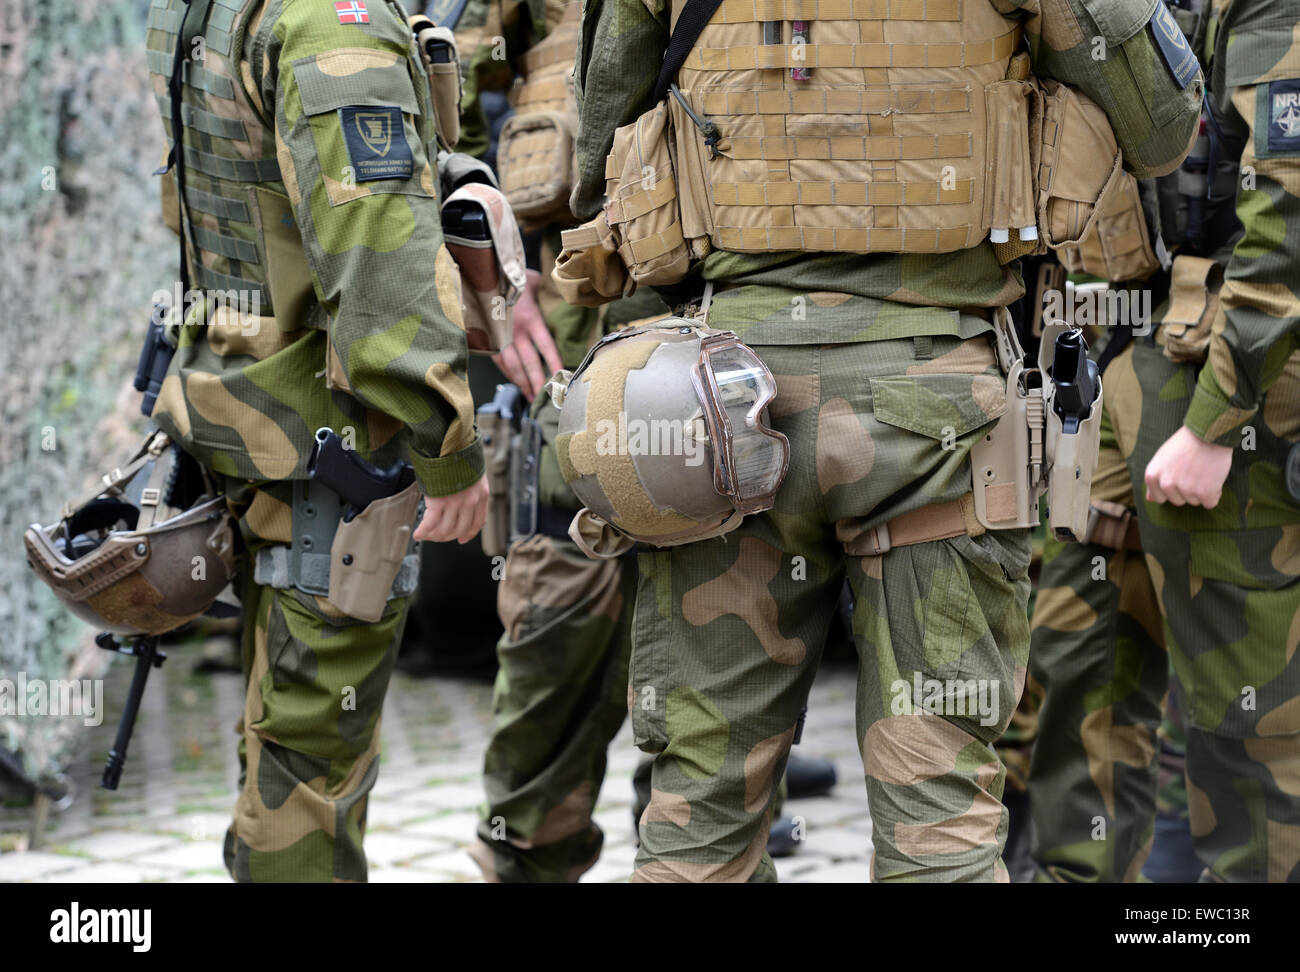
[496,0,582,229]
[667,0,1032,254]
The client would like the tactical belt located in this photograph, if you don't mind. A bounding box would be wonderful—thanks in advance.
[1083,500,1142,551]
[848,493,985,557]
[253,546,422,600]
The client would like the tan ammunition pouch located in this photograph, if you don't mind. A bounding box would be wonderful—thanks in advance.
[971,317,1102,541]
[1032,79,1125,255]
[1160,255,1223,364]
[554,100,691,305]
[1055,171,1160,283]
[411,16,462,151]
[496,1,581,230]
[328,481,423,623]
[1083,500,1142,551]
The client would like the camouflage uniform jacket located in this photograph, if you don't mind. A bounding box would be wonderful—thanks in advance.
[146,0,483,498]
[572,0,1203,344]
[1181,0,1300,446]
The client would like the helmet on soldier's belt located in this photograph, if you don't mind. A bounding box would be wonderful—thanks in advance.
[554,320,789,558]
[24,429,237,637]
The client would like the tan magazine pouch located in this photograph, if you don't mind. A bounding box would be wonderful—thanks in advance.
[1034,79,1124,252]
[1056,171,1159,283]
[554,218,629,306]
[1161,255,1223,363]
[411,19,462,151]
[328,481,421,623]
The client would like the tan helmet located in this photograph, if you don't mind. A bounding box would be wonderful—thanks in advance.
[25,429,236,637]
[554,320,789,558]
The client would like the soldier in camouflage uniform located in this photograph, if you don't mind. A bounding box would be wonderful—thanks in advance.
[145,0,487,881]
[1029,0,1300,883]
[444,0,666,881]
[571,0,1200,881]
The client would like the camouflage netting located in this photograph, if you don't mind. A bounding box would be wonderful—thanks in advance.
[0,1,173,786]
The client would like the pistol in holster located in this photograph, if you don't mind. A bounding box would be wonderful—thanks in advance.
[478,383,524,558]
[134,304,177,418]
[972,317,1102,542]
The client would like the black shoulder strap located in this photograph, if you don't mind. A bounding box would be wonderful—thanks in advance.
[652,0,726,104]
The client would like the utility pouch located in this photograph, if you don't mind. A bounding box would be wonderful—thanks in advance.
[1056,170,1160,283]
[497,110,576,230]
[328,480,422,623]
[553,217,630,306]
[1034,79,1125,253]
[553,100,689,305]
[1160,255,1223,364]
[411,16,461,150]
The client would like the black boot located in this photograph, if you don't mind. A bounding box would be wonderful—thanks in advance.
[786,752,837,799]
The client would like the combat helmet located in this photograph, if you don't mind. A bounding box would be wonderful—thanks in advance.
[25,429,236,636]
[554,320,789,558]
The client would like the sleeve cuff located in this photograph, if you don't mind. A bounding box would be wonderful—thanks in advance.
[410,436,485,498]
[1183,379,1257,448]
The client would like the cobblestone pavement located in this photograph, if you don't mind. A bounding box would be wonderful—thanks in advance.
[0,653,871,883]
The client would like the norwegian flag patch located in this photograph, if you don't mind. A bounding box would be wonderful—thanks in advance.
[335,1,369,24]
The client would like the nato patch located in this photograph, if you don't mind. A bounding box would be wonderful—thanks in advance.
[1267,80,1300,154]
[339,106,413,182]
[1149,3,1200,90]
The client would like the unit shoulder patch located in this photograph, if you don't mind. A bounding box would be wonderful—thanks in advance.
[339,105,414,181]
[1149,3,1200,91]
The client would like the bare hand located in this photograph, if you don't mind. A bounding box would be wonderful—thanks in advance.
[492,269,563,400]
[1144,425,1233,508]
[414,476,489,544]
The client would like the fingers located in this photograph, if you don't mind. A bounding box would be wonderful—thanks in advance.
[514,331,547,400]
[413,480,488,544]
[495,344,528,393]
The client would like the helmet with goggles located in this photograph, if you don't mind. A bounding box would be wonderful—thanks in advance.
[554,321,789,558]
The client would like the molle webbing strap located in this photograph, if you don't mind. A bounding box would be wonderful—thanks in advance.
[148,49,237,98]
[156,94,250,141]
[682,25,1020,70]
[654,0,727,104]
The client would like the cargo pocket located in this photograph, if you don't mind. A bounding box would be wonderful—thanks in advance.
[291,54,435,206]
[869,372,1008,443]
[497,110,576,228]
[1034,78,1124,250]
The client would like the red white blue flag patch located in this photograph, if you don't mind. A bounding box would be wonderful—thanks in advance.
[335,1,369,24]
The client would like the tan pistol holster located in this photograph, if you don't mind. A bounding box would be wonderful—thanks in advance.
[496,0,582,231]
[971,315,1102,542]
[1159,254,1223,364]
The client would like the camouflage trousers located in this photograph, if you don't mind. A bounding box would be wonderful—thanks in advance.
[1106,338,1300,882]
[630,333,1031,882]
[219,479,408,883]
[468,531,636,882]
[1027,389,1170,882]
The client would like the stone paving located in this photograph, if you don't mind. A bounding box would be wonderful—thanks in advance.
[0,653,872,883]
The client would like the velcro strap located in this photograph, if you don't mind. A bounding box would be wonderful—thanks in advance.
[1083,500,1142,551]
[561,223,605,250]
[845,493,984,556]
